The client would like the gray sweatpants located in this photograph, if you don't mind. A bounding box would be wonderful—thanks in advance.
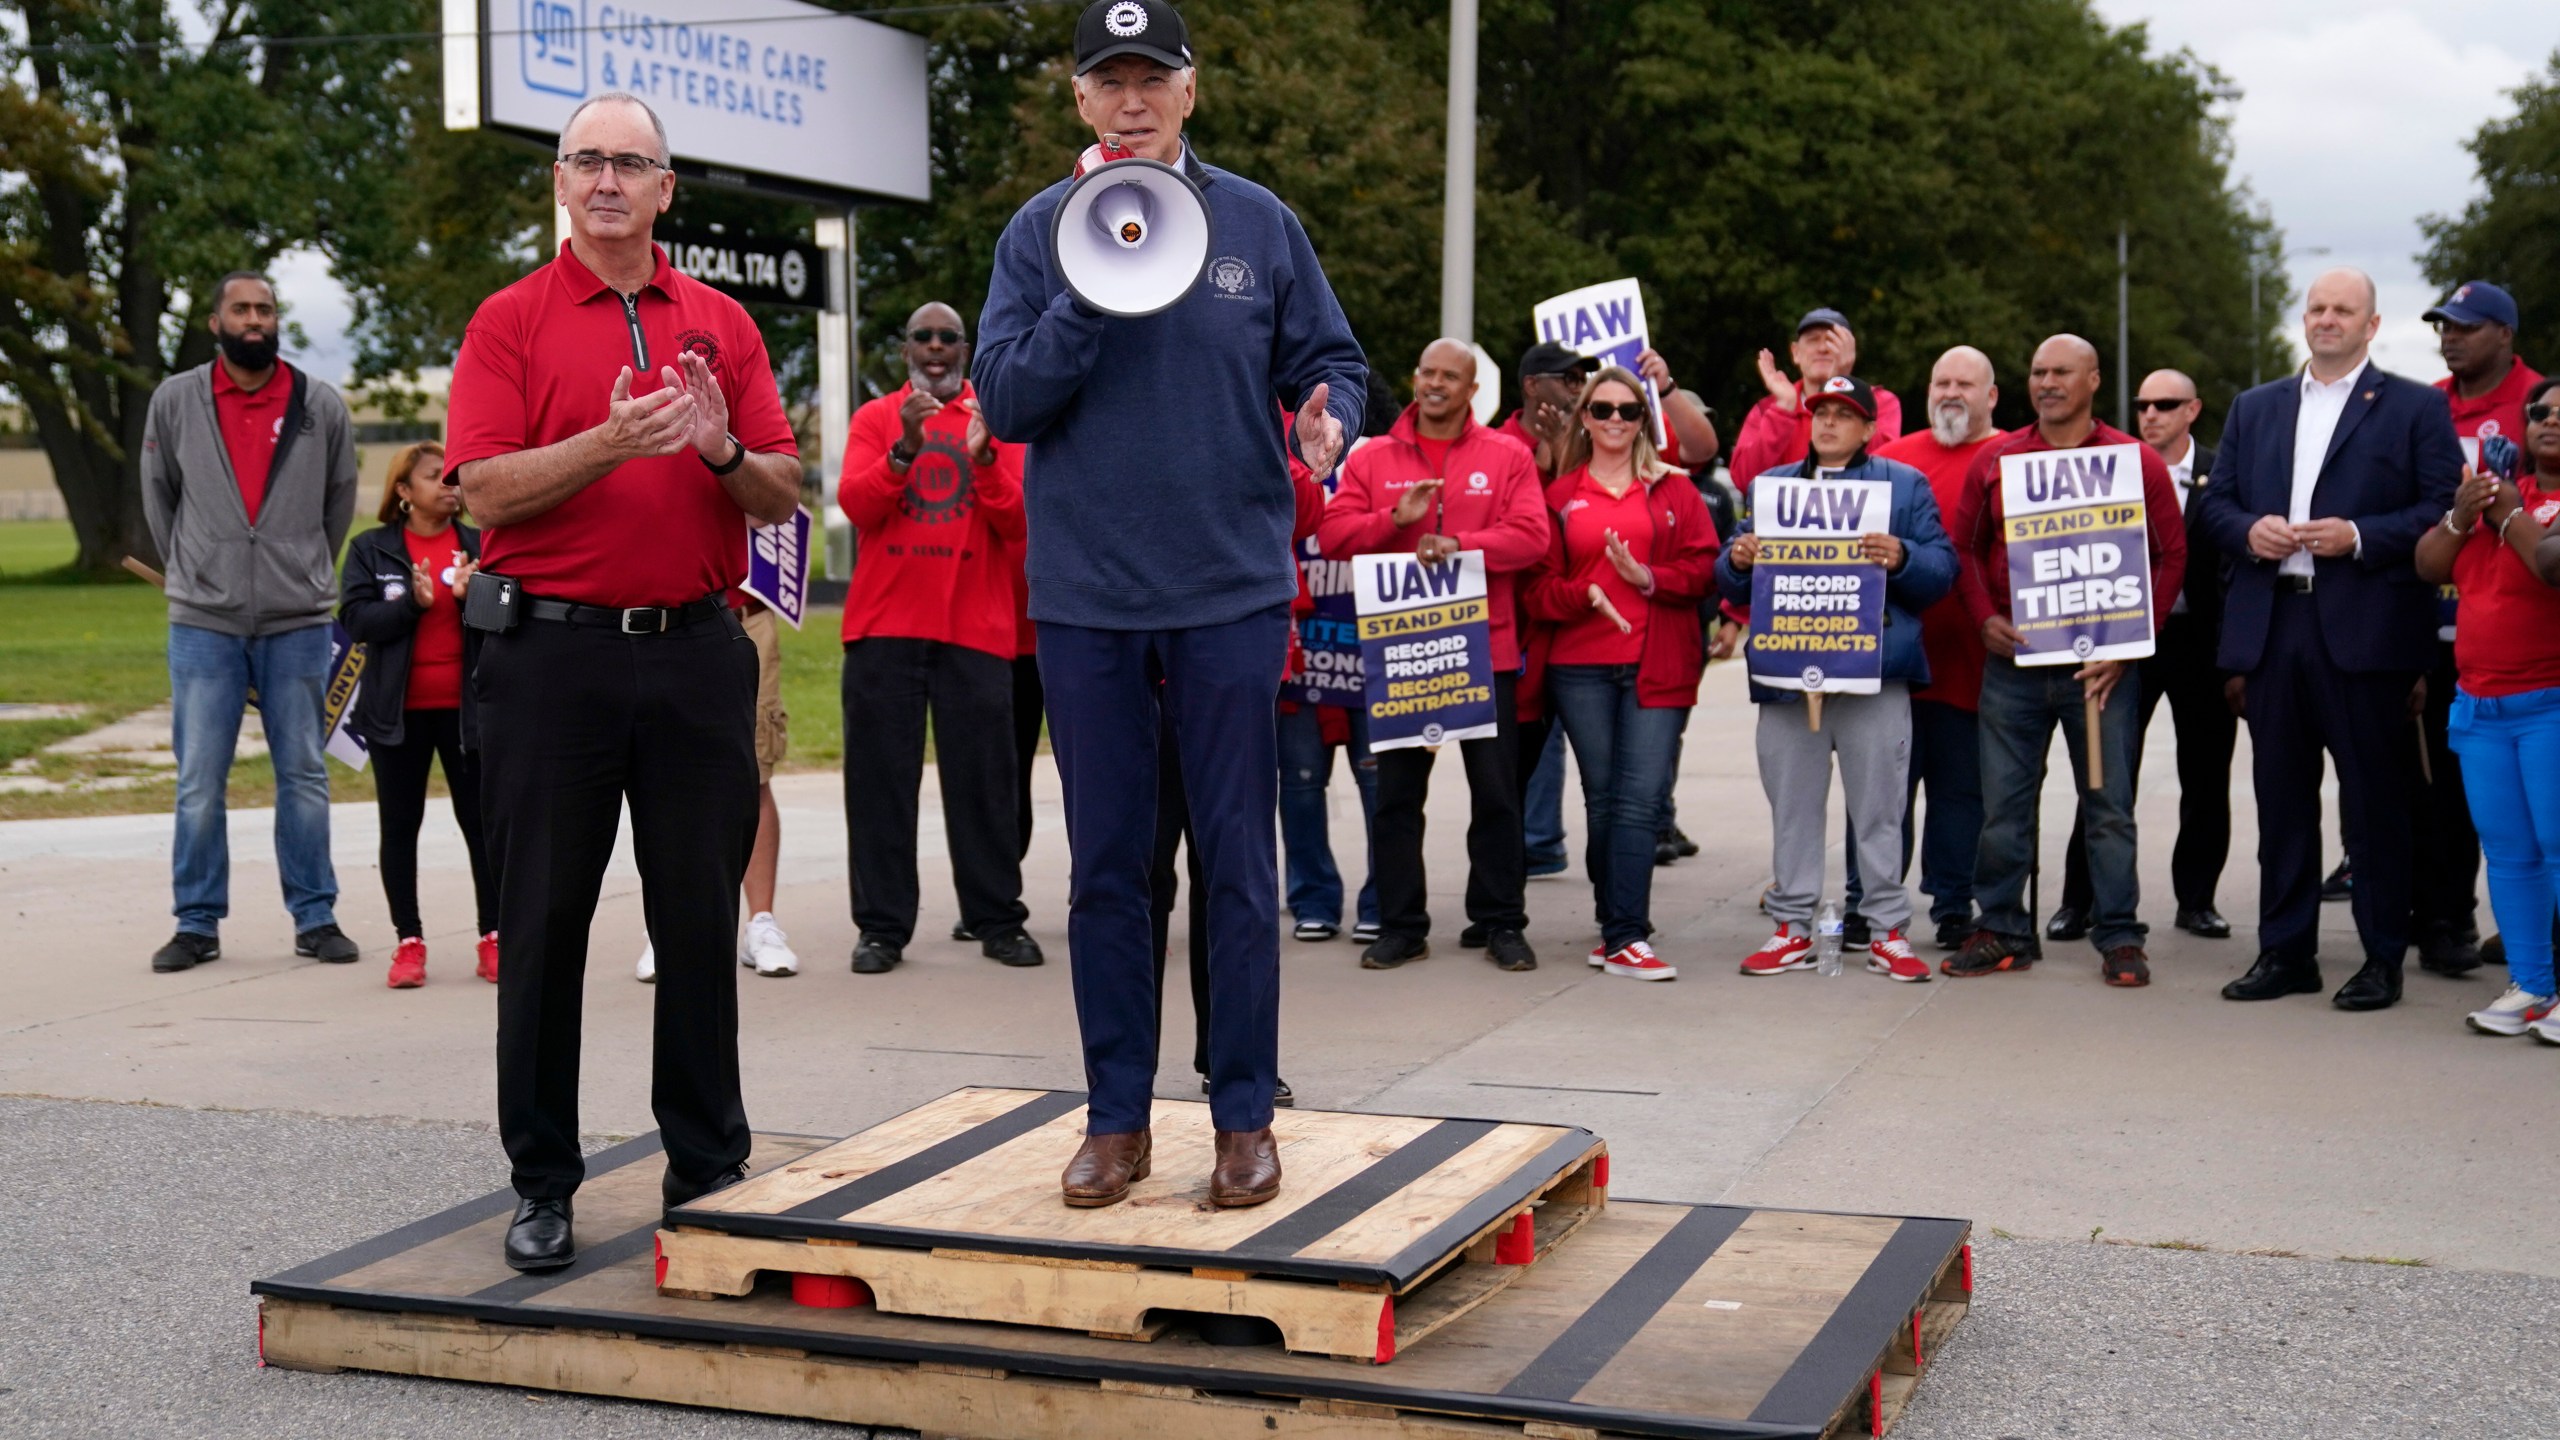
[1756,684,1914,932]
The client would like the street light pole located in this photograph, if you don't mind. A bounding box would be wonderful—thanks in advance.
[2116,225,2130,431]
[1440,0,1478,342]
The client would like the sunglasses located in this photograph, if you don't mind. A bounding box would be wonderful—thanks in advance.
[908,328,965,346]
[1585,401,1647,423]
[2529,402,2559,425]
[2132,397,2192,413]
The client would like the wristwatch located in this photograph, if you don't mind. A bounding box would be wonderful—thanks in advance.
[888,440,919,471]
[705,432,746,476]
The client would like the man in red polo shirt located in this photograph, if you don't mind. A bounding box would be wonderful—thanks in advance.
[447,92,803,1274]
[1730,308,1906,485]
[839,302,1041,975]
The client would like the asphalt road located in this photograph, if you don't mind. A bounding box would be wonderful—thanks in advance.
[2,1096,2549,1439]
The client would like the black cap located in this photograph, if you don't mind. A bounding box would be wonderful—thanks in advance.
[1805,374,1876,421]
[1076,1,1192,75]
[1518,341,1600,380]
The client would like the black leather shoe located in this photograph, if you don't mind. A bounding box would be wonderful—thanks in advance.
[152,931,219,973]
[949,921,976,942]
[980,929,1045,967]
[2222,951,2321,1001]
[1203,1076,1296,1108]
[1932,916,1971,951]
[1653,839,1680,867]
[2319,862,2353,901]
[1360,933,1428,970]
[2417,929,2481,977]
[851,936,902,974]
[1670,826,1700,858]
[1485,928,1538,972]
[2044,906,2091,943]
[1459,924,1488,948]
[503,1196,575,1272]
[2174,907,2232,939]
[2332,959,2403,1011]
[664,1164,747,1211]
[295,923,361,963]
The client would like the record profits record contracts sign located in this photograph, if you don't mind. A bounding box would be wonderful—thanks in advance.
[1998,443,2156,665]
[1745,474,1889,695]
[1354,552,1498,752]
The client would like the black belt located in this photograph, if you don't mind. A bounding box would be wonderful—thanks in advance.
[524,593,727,634]
[2277,573,2316,594]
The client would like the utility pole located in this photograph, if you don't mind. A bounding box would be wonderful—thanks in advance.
[1439,0,1478,342]
[2116,226,2130,431]
[2250,262,2261,389]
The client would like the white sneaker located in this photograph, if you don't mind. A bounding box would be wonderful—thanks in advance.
[740,913,800,977]
[1602,939,1677,981]
[636,942,656,984]
[2465,984,2558,1036]
[2528,1011,2560,1046]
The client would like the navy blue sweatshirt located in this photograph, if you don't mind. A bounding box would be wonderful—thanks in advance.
[974,148,1367,630]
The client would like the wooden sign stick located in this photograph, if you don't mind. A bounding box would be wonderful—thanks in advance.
[1807,693,1824,732]
[121,555,165,588]
[2084,693,2104,792]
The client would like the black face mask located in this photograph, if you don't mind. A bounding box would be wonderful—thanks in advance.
[218,327,279,370]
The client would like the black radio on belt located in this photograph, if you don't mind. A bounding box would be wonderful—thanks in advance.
[462,571,524,633]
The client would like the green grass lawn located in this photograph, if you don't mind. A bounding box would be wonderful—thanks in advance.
[0,517,78,577]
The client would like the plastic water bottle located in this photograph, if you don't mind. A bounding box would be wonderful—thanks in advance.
[1815,903,1845,977]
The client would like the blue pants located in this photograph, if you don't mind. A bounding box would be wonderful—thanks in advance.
[1523,721,1568,865]
[1548,664,1688,950]
[1040,607,1289,1135]
[1974,655,2144,952]
[1277,702,1377,929]
[1846,698,1981,924]
[2448,685,2560,996]
[168,622,338,936]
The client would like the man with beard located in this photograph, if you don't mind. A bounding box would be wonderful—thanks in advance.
[838,303,1043,975]
[142,271,362,975]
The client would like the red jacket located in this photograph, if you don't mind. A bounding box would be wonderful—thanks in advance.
[1522,465,1720,709]
[840,381,1026,657]
[1730,383,1906,488]
[1320,407,1549,670]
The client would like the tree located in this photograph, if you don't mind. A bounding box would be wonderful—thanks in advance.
[2421,51,2560,356]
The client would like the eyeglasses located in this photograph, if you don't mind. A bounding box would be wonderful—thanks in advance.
[1585,401,1646,423]
[2132,397,2192,413]
[2528,402,2559,425]
[558,151,667,180]
[908,328,965,346]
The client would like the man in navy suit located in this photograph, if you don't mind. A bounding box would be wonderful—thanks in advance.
[2195,268,2464,1011]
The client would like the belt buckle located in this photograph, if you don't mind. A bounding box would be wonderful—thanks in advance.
[621,606,667,634]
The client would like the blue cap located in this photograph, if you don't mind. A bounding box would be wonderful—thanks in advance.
[1796,307,1852,336]
[2423,281,2518,330]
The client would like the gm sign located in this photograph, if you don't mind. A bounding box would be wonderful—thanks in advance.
[523,0,588,98]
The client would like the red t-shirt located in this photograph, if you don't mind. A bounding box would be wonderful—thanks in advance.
[1874,429,2002,711]
[401,527,466,710]
[445,240,798,608]
[1950,421,2187,630]
[838,381,1027,658]
[212,362,290,526]
[1546,471,1655,666]
[2453,481,2560,698]
[2437,357,2545,449]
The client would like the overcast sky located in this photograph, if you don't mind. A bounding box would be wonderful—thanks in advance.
[274,2,2560,389]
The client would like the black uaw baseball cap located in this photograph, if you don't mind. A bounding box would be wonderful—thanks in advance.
[1805,374,1876,421]
[1076,1,1193,75]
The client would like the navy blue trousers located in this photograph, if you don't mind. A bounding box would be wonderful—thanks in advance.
[1038,606,1289,1135]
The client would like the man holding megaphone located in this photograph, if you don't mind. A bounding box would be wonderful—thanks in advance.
[975,0,1368,1210]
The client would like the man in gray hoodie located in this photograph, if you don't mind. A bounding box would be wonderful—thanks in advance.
[140,271,361,973]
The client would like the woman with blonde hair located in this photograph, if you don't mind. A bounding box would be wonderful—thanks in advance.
[337,441,498,989]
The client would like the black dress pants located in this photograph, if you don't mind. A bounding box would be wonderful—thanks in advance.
[371,707,497,939]
[1373,670,1526,940]
[2410,642,2480,944]
[479,610,758,1201]
[840,637,1029,947]
[1013,653,1045,861]
[2061,610,2235,913]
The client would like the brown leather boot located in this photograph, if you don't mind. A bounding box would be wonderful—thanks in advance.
[1210,1127,1281,1208]
[1061,1128,1151,1208]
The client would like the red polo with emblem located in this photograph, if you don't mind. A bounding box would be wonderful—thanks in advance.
[1319,407,1549,669]
[212,361,292,525]
[2454,482,2560,697]
[839,380,1026,658]
[444,239,798,608]
[2436,356,2545,447]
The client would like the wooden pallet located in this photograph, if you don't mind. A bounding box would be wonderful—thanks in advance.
[252,1127,1972,1438]
[655,1087,1608,1361]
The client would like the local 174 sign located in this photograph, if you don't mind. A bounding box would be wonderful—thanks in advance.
[1745,474,1890,694]
[1998,443,2156,665]
[658,223,823,310]
[1353,551,1499,752]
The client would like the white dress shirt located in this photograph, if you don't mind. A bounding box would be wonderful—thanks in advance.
[2165,436,2196,611]
[2284,363,2366,578]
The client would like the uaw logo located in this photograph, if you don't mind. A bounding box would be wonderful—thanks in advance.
[1800,665,1826,691]
[1466,470,1490,493]
[2072,635,2096,659]
[900,434,979,526]
[1421,722,1446,744]
[1208,256,1256,300]
[521,0,589,99]
[780,250,809,302]
[1105,1,1148,36]
[676,328,724,381]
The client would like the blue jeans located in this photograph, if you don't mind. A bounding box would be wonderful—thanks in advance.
[169,622,338,935]
[1846,698,1981,924]
[1523,720,1568,864]
[2448,685,2560,996]
[1973,655,2143,952]
[1547,664,1688,950]
[1277,703,1377,928]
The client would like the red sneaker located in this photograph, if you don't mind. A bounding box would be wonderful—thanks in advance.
[1603,940,1677,981]
[1740,928,1814,976]
[475,932,500,984]
[1866,929,1932,983]
[1587,944,1607,969]
[387,938,427,990]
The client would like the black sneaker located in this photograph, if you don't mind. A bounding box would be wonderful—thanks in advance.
[1670,826,1700,858]
[2319,862,2353,902]
[1942,929,2038,978]
[851,936,903,974]
[1351,920,1382,944]
[1292,919,1339,942]
[1653,839,1680,867]
[295,924,360,963]
[2417,928,2481,977]
[950,921,976,942]
[152,932,219,973]
[1842,912,1873,948]
[1459,924,1489,949]
[1360,933,1428,970]
[981,929,1046,968]
[1932,916,1971,951]
[1485,928,1538,972]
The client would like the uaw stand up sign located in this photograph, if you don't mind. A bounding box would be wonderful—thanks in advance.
[1746,474,1890,730]
[1998,441,2157,787]
[1354,552,1499,752]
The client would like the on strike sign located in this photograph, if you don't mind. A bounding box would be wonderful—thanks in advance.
[1745,474,1890,694]
[1998,444,2155,665]
[1354,551,1499,752]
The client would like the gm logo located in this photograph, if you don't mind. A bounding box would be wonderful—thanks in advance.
[522,0,588,99]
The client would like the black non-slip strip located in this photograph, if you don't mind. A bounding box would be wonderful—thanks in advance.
[1746,1217,1969,1426]
[772,1089,1088,1221]
[1378,1129,1599,1281]
[469,1218,667,1303]
[1500,1204,1751,1401]
[260,1131,666,1288]
[1221,1118,1498,1262]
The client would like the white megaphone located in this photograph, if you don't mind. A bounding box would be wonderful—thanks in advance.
[1051,142,1211,319]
